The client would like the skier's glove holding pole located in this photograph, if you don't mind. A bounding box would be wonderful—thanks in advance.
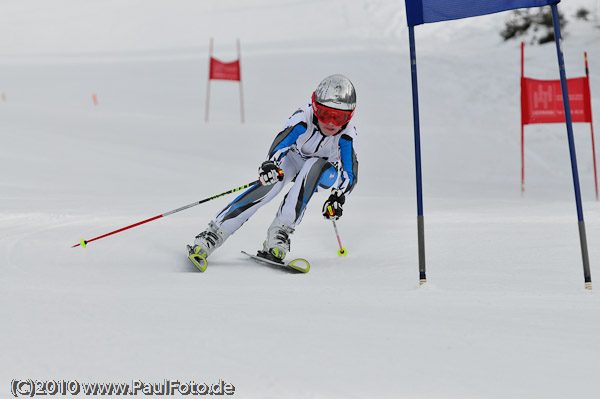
[323,189,345,220]
[258,161,284,186]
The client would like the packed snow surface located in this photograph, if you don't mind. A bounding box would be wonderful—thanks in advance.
[1,1,600,398]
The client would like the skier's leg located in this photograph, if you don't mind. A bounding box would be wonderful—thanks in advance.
[193,175,292,259]
[209,153,301,235]
[276,157,338,228]
[261,158,337,260]
[191,153,304,261]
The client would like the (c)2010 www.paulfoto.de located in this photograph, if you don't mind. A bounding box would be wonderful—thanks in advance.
[10,379,236,396]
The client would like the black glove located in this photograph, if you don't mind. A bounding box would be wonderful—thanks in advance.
[322,189,345,220]
[258,161,284,186]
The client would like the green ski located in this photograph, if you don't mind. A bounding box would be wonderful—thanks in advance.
[187,245,207,272]
[241,251,310,273]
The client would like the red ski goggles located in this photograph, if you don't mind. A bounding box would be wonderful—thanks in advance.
[312,92,354,127]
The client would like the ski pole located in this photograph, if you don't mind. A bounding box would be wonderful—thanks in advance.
[327,205,347,256]
[72,180,259,248]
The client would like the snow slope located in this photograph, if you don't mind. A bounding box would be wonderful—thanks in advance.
[1,1,600,398]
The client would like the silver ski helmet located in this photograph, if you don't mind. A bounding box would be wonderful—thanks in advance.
[312,74,356,126]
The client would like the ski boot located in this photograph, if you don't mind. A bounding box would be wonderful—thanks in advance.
[257,218,294,264]
[188,221,229,272]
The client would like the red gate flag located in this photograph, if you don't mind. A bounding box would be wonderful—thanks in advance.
[521,76,592,125]
[205,38,245,123]
[209,58,241,81]
[520,43,598,202]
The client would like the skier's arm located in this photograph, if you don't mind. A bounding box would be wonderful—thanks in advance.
[266,109,308,163]
[337,133,358,196]
[266,123,307,163]
[323,133,358,220]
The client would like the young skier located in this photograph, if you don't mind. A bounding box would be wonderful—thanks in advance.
[188,74,358,268]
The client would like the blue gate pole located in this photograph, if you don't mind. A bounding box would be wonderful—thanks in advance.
[408,25,427,285]
[551,3,592,290]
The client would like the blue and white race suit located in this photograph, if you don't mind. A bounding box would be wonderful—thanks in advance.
[214,103,358,235]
